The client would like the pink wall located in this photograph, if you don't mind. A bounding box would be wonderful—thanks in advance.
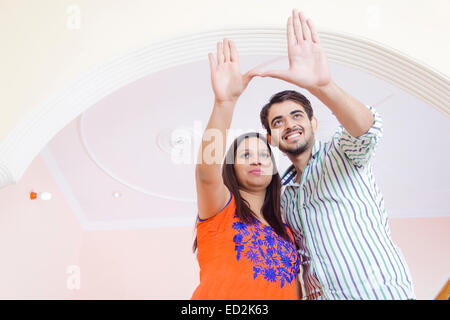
[69,218,449,300]
[0,154,448,299]
[389,217,450,300]
[71,227,199,299]
[0,155,83,299]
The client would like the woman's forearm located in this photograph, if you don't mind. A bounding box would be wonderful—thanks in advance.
[195,99,237,184]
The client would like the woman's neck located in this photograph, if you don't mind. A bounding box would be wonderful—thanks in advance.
[239,188,268,225]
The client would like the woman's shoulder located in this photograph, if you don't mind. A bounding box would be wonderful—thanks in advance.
[197,191,236,227]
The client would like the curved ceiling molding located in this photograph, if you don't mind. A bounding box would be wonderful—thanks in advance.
[0,27,448,189]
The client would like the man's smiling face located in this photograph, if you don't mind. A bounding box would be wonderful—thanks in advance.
[267,100,317,156]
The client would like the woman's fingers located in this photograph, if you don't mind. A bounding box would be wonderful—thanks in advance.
[208,52,216,73]
[229,39,238,63]
[216,39,237,64]
[217,42,224,65]
[223,38,231,62]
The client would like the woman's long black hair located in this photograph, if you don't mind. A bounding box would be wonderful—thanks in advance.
[193,132,292,253]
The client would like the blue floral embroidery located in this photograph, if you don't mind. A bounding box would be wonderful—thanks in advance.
[232,212,300,288]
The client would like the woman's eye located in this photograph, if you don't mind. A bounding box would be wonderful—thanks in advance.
[241,152,250,159]
[260,152,270,159]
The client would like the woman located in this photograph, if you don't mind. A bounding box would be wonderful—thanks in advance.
[191,38,300,300]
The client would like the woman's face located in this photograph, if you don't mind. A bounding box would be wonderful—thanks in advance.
[234,137,274,192]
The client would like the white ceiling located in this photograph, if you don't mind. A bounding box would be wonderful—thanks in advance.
[40,55,450,230]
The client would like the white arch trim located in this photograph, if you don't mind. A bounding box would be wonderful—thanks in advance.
[0,27,448,189]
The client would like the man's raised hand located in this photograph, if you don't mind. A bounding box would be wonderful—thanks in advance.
[259,9,331,91]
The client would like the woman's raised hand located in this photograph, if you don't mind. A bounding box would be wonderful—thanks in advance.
[208,38,258,104]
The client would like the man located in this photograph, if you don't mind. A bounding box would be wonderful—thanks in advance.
[257,9,415,299]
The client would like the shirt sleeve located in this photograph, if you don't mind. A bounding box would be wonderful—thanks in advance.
[332,105,383,168]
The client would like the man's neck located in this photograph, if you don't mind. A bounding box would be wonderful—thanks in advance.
[287,145,313,184]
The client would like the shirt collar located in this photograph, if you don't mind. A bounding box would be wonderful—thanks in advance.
[281,140,321,186]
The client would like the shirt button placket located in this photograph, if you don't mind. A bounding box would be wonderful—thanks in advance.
[299,167,309,212]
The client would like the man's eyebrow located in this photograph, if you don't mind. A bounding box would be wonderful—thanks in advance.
[270,109,305,126]
[290,109,305,115]
[270,115,283,126]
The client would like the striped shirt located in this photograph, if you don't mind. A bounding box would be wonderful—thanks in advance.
[281,105,415,300]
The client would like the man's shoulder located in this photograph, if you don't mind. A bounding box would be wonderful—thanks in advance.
[310,140,336,164]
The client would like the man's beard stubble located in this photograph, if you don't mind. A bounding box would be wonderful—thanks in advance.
[279,132,315,156]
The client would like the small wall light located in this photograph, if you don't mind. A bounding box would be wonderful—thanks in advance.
[29,191,52,200]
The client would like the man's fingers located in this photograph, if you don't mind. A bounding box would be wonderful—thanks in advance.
[223,38,230,62]
[245,67,262,78]
[292,9,303,45]
[307,18,320,44]
[242,71,257,87]
[259,69,289,81]
[287,17,296,52]
[299,11,311,41]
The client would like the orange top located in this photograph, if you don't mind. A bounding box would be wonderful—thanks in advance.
[192,193,300,300]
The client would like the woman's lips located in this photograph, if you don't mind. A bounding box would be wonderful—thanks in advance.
[249,169,263,175]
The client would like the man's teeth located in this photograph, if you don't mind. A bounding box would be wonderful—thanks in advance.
[285,132,302,140]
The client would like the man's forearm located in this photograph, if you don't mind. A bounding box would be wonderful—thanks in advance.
[308,81,374,138]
